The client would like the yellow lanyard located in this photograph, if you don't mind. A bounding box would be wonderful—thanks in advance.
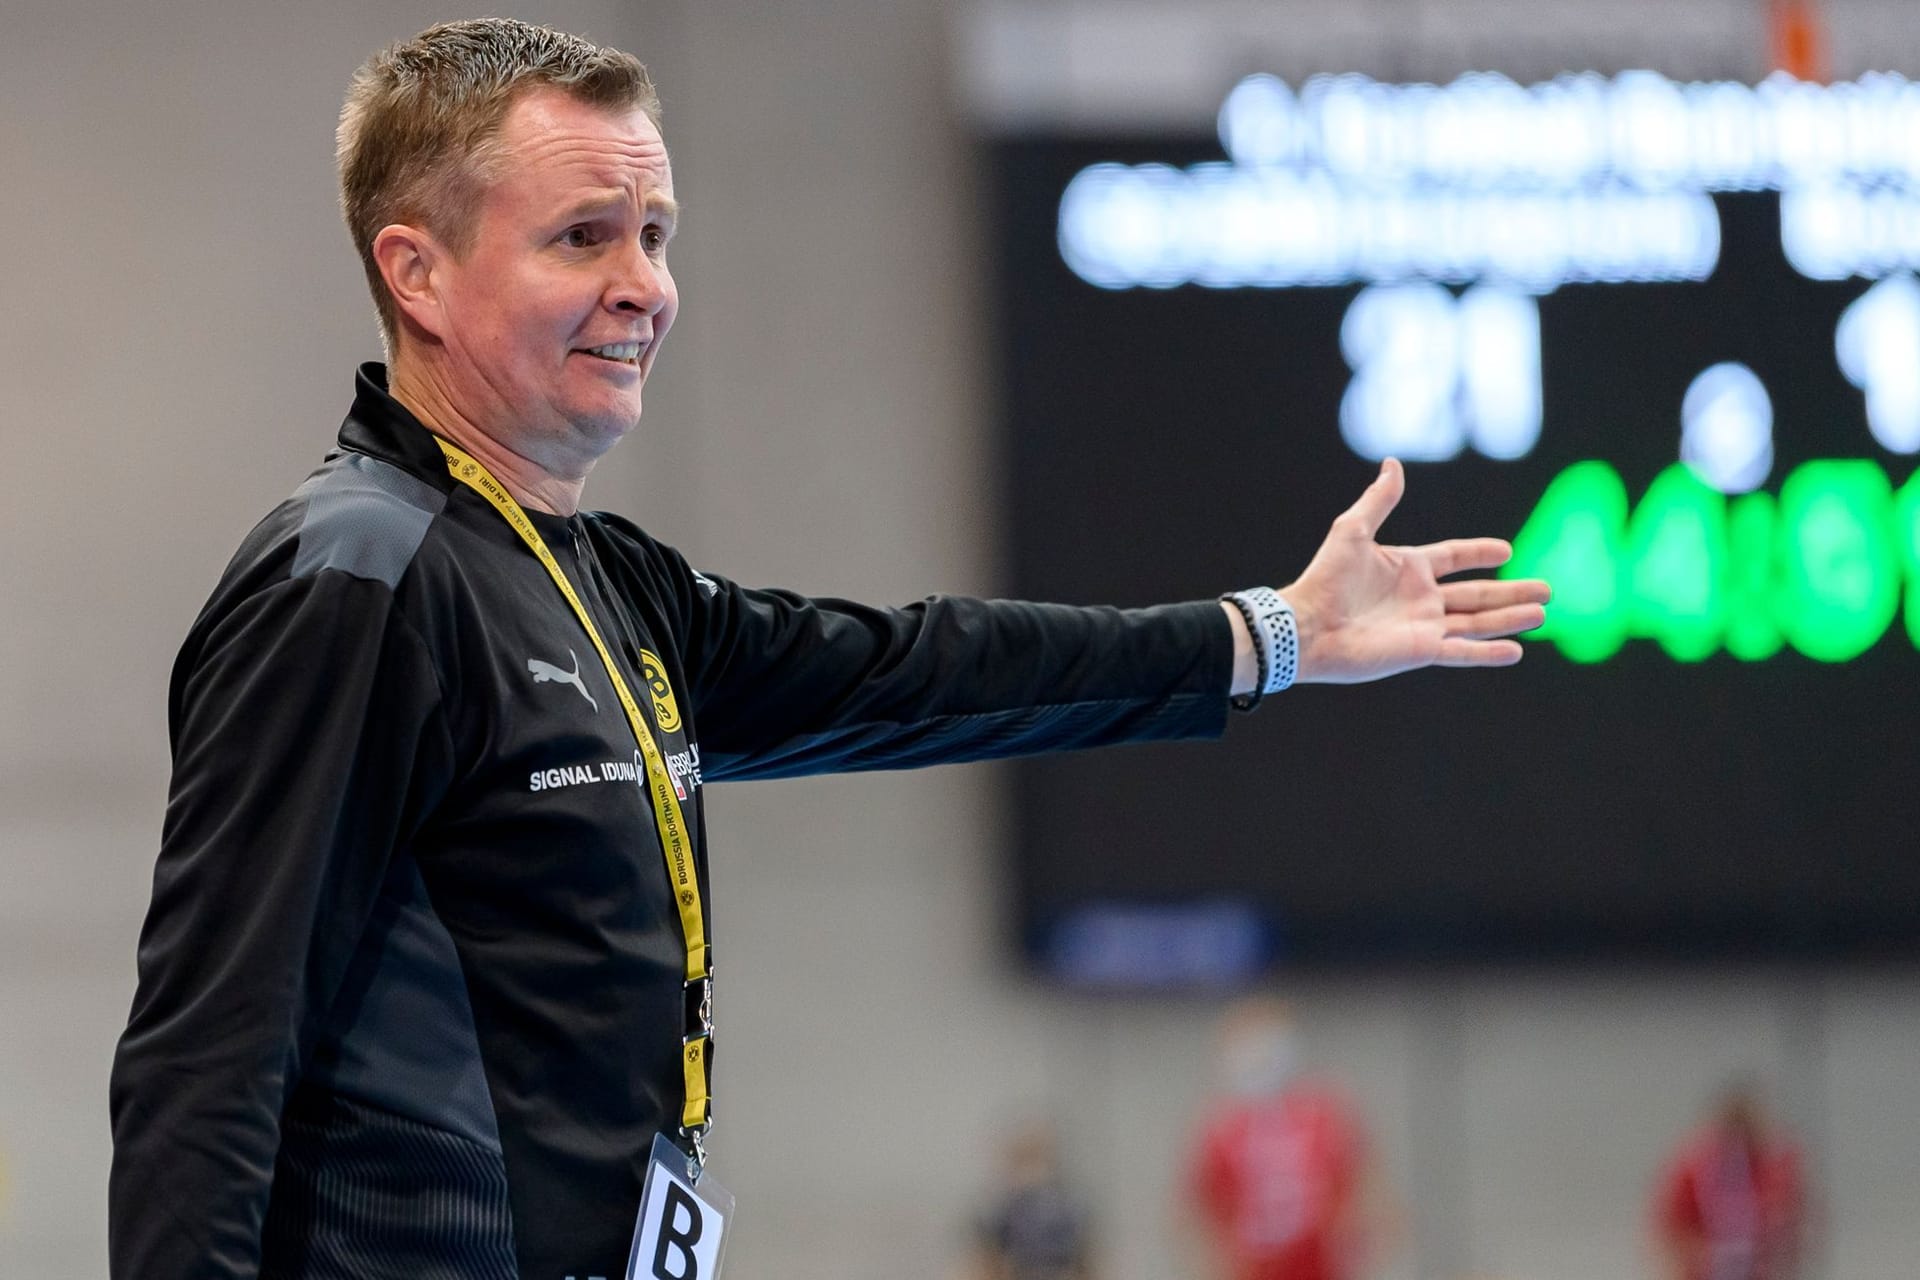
[435,438,713,1136]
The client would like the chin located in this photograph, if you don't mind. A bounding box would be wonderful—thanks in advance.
[572,402,644,445]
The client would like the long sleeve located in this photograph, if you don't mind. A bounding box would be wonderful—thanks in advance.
[587,523,1237,780]
[109,571,455,1279]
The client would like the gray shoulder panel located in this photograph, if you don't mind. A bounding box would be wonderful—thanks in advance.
[292,453,447,587]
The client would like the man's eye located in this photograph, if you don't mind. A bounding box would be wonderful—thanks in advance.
[562,226,596,248]
[643,228,667,254]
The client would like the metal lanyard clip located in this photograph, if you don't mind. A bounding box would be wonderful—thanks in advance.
[683,973,714,1040]
[680,1123,710,1185]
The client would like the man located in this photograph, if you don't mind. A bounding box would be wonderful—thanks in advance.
[1651,1082,1808,1280]
[107,19,1547,1280]
[1186,999,1392,1280]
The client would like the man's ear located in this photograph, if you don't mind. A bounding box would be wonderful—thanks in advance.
[372,223,450,342]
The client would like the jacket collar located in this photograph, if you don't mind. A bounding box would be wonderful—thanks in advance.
[340,361,586,537]
[337,362,458,489]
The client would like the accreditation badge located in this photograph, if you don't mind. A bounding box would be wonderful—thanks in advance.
[626,1134,733,1280]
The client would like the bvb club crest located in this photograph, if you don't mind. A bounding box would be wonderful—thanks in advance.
[638,649,683,733]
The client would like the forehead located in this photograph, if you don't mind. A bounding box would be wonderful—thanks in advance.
[488,87,673,206]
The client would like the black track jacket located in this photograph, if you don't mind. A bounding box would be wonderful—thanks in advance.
[110,365,1234,1279]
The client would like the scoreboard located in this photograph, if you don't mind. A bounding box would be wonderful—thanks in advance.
[993,71,1920,982]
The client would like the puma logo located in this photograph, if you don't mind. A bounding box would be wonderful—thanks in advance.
[528,649,599,713]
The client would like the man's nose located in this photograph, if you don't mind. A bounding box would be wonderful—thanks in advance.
[609,243,669,314]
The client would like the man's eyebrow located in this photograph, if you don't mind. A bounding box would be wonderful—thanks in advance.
[556,191,680,223]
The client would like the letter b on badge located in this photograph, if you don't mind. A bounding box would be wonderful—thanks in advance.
[651,1184,702,1278]
[628,1135,730,1280]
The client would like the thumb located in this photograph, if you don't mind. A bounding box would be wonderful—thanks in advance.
[1342,457,1404,540]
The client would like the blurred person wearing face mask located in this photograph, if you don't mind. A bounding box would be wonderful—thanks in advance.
[1185,999,1386,1280]
[1651,1082,1808,1280]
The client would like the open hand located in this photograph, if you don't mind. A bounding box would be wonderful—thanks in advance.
[1283,458,1550,683]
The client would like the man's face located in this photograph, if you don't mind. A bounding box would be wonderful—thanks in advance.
[427,88,679,469]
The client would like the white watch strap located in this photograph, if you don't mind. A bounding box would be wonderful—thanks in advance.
[1229,587,1299,696]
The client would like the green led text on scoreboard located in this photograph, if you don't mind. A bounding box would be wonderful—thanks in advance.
[1500,460,1920,662]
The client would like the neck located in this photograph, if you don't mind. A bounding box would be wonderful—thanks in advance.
[388,357,587,517]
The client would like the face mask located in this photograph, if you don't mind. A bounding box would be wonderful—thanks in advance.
[1221,1026,1299,1096]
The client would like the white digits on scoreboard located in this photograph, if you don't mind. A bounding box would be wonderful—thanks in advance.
[1836,272,1920,455]
[1339,283,1542,462]
[1458,286,1545,459]
[1680,362,1774,494]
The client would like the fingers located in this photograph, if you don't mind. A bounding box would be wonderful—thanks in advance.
[1434,637,1525,667]
[1444,603,1547,640]
[1441,579,1550,640]
[1440,578,1552,611]
[1418,538,1513,577]
[1340,457,1405,540]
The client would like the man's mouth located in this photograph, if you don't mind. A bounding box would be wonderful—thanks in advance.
[579,341,644,366]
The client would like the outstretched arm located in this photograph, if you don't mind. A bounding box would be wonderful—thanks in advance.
[1222,457,1551,694]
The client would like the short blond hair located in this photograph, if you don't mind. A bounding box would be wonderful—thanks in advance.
[337,18,661,349]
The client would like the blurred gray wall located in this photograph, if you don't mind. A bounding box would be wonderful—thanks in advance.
[2,1,1916,1277]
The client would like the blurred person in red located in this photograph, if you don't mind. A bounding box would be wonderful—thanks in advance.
[1186,997,1388,1280]
[1651,1080,1808,1280]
